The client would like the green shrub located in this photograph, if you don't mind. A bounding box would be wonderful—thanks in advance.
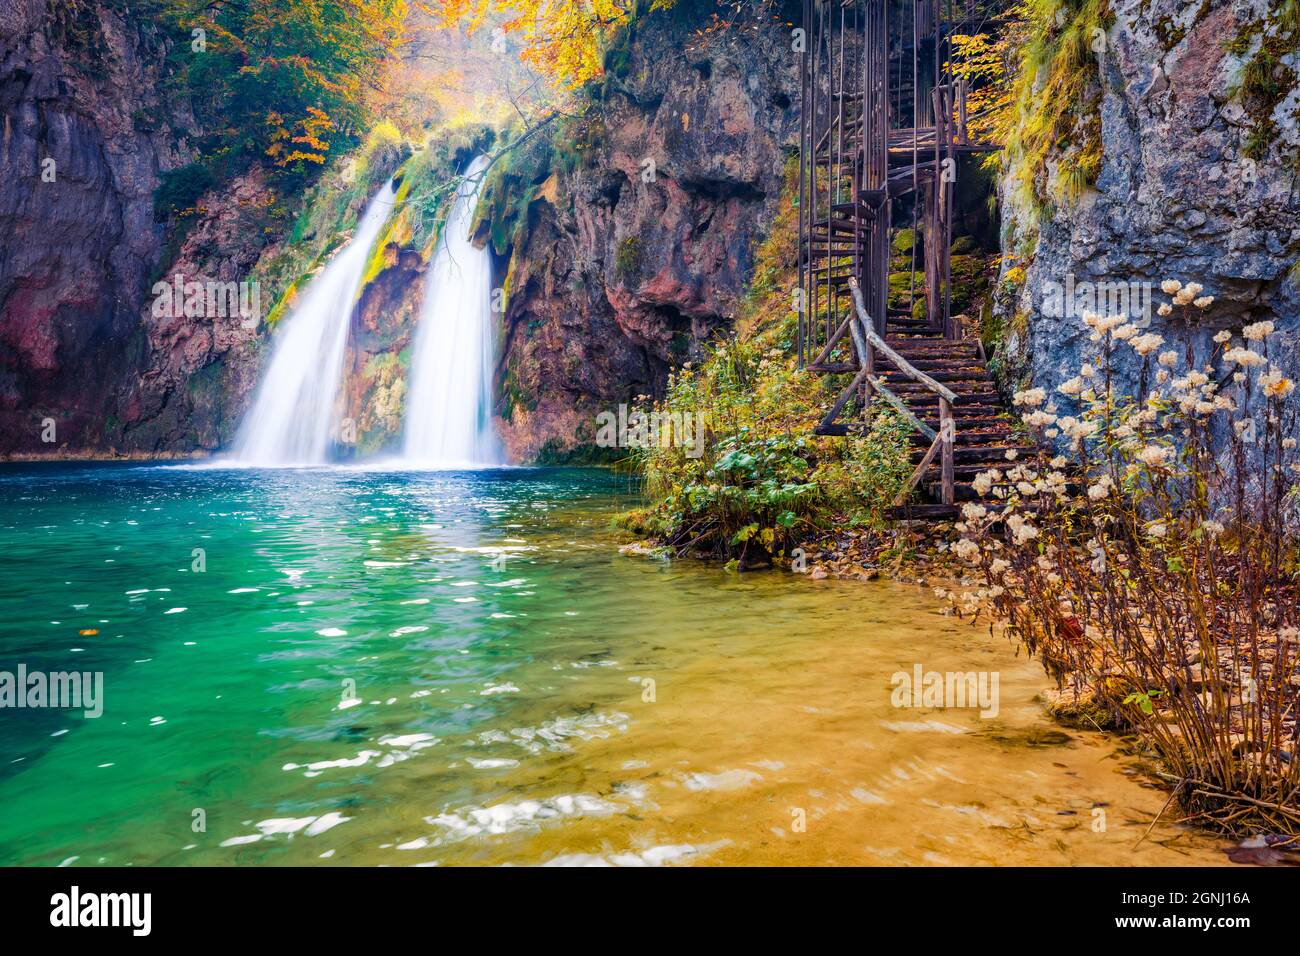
[631,334,912,566]
[154,161,215,217]
[615,236,644,279]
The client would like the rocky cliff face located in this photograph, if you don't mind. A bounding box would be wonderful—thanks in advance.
[1000,0,1299,454]
[125,142,407,455]
[121,166,276,451]
[0,0,410,457]
[1,0,801,462]
[0,0,195,455]
[344,241,424,455]
[494,0,800,461]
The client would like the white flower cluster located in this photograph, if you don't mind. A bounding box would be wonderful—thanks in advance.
[1160,279,1213,310]
[1006,513,1039,545]
[1012,387,1046,407]
[1260,368,1295,398]
[950,275,1295,593]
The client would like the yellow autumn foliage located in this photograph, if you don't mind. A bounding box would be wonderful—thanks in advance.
[435,0,677,88]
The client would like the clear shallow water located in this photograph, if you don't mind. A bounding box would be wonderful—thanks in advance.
[0,464,1229,866]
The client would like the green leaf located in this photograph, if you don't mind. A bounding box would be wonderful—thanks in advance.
[716,450,756,473]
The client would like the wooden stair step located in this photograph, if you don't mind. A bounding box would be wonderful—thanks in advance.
[916,431,1022,447]
[889,392,998,403]
[944,462,1036,478]
[885,338,974,348]
[818,422,1022,443]
[884,348,978,359]
[910,444,1034,463]
[885,358,983,368]
[892,388,1001,402]
[878,353,987,365]
[916,417,1011,430]
[878,358,987,373]
[885,337,974,347]
[887,377,996,390]
[887,503,962,520]
[884,362,990,373]
[906,399,1007,413]
[922,481,982,502]
[897,395,1004,409]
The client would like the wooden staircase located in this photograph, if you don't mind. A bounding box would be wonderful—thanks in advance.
[797,0,1023,521]
[883,335,1033,520]
[813,279,1033,522]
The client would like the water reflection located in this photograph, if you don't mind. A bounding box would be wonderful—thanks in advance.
[0,464,1231,866]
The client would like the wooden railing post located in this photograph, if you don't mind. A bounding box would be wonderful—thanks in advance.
[844,276,961,506]
[862,329,875,414]
[939,398,955,506]
[957,78,969,146]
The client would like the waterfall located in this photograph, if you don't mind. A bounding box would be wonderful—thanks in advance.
[232,180,396,466]
[402,155,503,467]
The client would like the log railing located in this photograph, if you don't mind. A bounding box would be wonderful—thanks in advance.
[834,277,958,507]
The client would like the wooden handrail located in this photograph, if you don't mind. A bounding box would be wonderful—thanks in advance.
[867,375,935,441]
[809,312,853,368]
[846,278,960,404]
[939,398,955,506]
[894,428,943,507]
[847,276,957,507]
[892,394,956,507]
[817,365,872,433]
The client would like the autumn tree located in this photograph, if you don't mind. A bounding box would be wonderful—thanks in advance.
[157,0,407,183]
[433,0,676,89]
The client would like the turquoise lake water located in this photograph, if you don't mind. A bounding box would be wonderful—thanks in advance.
[0,463,1230,866]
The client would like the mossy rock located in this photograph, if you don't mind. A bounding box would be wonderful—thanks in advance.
[185,360,226,405]
[887,270,925,315]
[615,236,645,280]
[533,438,625,466]
[1040,685,1121,731]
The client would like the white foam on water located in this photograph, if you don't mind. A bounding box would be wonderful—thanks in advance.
[879,720,967,734]
[282,735,438,777]
[850,788,888,805]
[681,769,762,792]
[501,711,630,755]
[541,840,732,868]
[219,812,351,847]
[420,793,623,844]
[377,733,438,749]
[466,757,520,770]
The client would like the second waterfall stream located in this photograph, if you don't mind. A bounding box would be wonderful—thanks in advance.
[402,155,504,467]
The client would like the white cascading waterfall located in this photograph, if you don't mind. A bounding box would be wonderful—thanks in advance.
[232,180,396,466]
[402,155,504,467]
